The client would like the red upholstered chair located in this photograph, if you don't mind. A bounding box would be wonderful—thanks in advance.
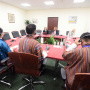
[8,52,45,90]
[70,73,90,90]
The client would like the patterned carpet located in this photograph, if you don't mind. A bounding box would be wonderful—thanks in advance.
[0,59,67,90]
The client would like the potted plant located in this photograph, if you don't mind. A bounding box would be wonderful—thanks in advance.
[25,20,31,25]
[36,38,41,43]
[46,36,55,45]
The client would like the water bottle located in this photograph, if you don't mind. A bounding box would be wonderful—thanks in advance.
[54,42,56,45]
[67,32,70,40]
[41,32,43,43]
[57,42,59,45]
[60,42,63,48]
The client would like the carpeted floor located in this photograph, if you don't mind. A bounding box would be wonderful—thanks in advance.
[0,59,67,90]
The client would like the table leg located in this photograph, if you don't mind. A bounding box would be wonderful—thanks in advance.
[53,60,59,80]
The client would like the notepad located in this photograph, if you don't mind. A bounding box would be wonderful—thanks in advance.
[42,50,48,58]
[13,45,19,48]
[53,45,60,48]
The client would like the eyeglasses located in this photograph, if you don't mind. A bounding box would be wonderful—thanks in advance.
[79,39,82,42]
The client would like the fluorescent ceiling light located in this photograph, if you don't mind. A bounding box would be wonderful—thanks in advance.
[21,3,31,6]
[44,1,54,5]
[74,0,85,3]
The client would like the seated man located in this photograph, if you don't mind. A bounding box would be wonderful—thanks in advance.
[19,24,47,70]
[0,28,11,64]
[62,32,90,89]
[71,29,75,37]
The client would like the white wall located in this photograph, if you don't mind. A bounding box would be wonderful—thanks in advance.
[0,2,90,37]
[26,8,90,37]
[0,2,26,38]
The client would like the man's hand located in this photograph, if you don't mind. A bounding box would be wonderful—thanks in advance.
[74,39,81,46]
[42,50,49,58]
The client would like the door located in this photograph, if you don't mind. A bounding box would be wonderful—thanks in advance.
[48,17,58,30]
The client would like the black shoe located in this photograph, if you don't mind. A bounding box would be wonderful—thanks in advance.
[61,86,66,90]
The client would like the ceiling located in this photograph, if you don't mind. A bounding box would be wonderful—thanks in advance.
[0,0,90,10]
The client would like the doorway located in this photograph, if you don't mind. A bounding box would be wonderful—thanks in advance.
[48,17,58,31]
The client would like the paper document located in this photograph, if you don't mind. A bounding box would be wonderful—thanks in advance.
[42,50,48,58]
[13,45,19,48]
[53,45,60,48]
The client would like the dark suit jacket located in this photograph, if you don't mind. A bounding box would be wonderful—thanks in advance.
[52,30,59,35]
[43,30,47,32]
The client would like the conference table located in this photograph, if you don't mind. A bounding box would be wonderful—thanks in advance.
[6,35,67,61]
[34,34,66,39]
[6,35,79,78]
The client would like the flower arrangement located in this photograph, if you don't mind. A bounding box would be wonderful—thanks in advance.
[46,36,55,45]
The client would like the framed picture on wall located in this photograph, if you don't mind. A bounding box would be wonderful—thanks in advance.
[69,16,77,23]
[32,19,37,23]
[8,13,15,23]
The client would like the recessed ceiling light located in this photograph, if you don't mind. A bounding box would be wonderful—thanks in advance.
[44,1,54,5]
[21,3,31,6]
[74,0,85,3]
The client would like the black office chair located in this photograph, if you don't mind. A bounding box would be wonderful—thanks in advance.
[56,30,59,35]
[0,57,13,88]
[66,31,69,36]
[2,32,11,41]
[12,31,20,38]
[20,30,26,36]
[36,30,42,35]
[47,30,51,34]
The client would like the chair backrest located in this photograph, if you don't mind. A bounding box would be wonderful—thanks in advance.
[2,32,11,41]
[8,52,40,76]
[12,31,20,38]
[47,30,51,34]
[36,30,42,35]
[56,30,59,35]
[66,31,69,35]
[20,30,26,36]
[70,73,90,90]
